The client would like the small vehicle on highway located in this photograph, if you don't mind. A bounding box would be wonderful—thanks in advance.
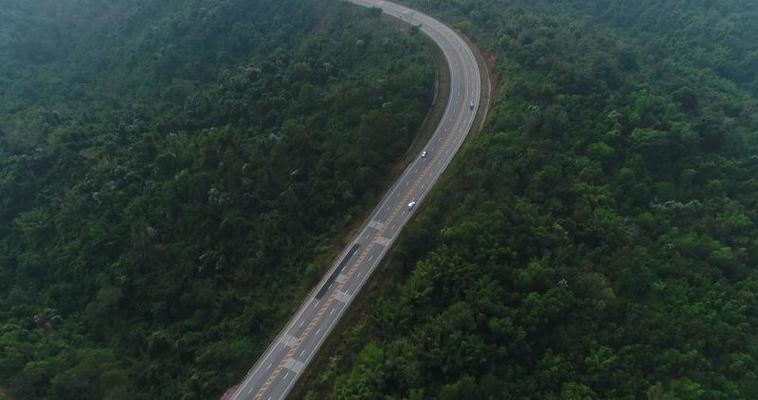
[421,150,427,158]
[470,101,475,110]
[407,201,417,210]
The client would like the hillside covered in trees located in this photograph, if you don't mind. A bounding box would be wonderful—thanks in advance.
[0,0,435,398]
[303,0,758,399]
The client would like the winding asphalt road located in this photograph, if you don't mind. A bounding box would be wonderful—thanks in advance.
[228,1,482,398]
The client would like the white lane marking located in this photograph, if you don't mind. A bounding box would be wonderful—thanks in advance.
[316,328,322,335]
[330,308,335,315]
[358,272,363,278]
[299,320,305,328]
[300,350,305,357]
[313,300,319,307]
[368,254,374,261]
[390,223,396,231]
[266,362,272,371]
[247,386,255,395]
[284,371,290,380]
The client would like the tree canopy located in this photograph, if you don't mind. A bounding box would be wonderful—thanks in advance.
[304,1,758,399]
[0,0,434,398]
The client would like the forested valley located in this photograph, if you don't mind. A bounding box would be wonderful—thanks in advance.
[304,0,758,399]
[0,0,435,398]
[4,0,758,399]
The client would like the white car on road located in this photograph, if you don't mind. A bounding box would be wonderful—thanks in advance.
[407,201,417,210]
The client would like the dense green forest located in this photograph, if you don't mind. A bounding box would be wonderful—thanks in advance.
[304,0,758,399]
[4,0,758,398]
[0,0,435,398]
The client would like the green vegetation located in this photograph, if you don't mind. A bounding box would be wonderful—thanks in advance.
[304,0,758,399]
[4,0,758,398]
[562,0,758,96]
[0,0,434,398]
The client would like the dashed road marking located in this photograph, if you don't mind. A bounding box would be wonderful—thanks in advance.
[278,334,298,348]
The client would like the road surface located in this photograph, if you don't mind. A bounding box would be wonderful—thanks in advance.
[228,1,482,398]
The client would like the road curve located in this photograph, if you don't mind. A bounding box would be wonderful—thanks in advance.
[228,1,481,399]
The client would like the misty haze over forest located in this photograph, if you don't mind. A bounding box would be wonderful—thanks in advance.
[1,1,757,399]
